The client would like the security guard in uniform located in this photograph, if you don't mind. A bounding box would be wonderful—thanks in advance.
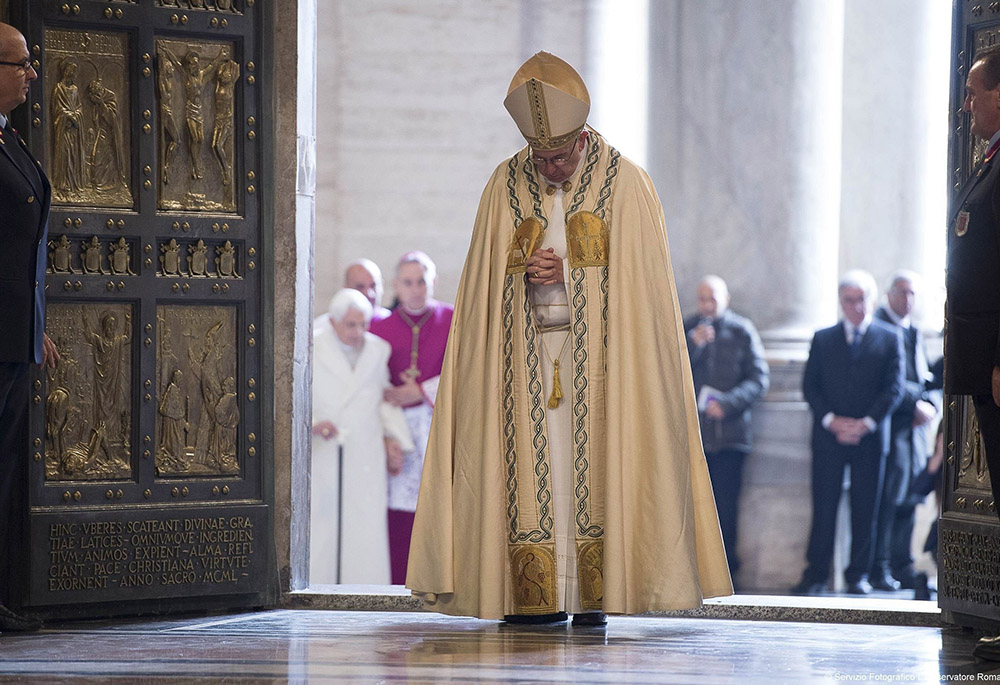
[0,21,58,633]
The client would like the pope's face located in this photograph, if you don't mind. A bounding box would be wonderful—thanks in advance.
[531,134,585,184]
[0,28,35,115]
[965,61,1000,140]
[395,262,432,312]
[332,308,367,347]
[839,285,870,328]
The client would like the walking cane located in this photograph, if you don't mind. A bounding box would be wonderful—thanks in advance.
[336,442,344,583]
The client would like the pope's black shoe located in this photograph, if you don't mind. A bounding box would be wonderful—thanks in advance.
[571,612,607,627]
[0,603,42,632]
[502,612,568,625]
[974,634,1000,661]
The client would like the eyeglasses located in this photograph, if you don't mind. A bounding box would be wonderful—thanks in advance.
[0,59,32,73]
[531,147,577,167]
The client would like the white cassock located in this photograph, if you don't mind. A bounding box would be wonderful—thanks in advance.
[311,327,413,584]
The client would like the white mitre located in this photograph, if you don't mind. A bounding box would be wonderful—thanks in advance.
[503,51,591,151]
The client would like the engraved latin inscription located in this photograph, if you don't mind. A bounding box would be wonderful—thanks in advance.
[46,516,255,592]
[940,526,1000,608]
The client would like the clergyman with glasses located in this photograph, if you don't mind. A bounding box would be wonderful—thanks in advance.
[0,21,59,633]
[406,52,731,626]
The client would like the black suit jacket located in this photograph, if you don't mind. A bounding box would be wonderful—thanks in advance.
[802,319,905,458]
[874,306,935,474]
[946,152,1000,395]
[0,122,50,364]
[874,306,932,417]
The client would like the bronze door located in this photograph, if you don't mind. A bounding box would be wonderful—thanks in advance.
[940,1,1000,627]
[11,0,275,617]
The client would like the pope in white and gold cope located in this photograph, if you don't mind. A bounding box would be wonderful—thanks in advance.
[406,52,732,621]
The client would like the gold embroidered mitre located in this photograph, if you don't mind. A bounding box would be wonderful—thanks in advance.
[503,51,590,151]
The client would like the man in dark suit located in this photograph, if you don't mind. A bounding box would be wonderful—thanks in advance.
[793,270,903,595]
[950,45,1000,661]
[869,271,938,592]
[0,22,58,633]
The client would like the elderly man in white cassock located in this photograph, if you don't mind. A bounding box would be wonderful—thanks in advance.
[406,52,732,625]
[311,288,413,584]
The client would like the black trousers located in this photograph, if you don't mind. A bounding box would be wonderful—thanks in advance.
[870,443,916,579]
[889,502,917,578]
[973,395,1000,522]
[0,362,29,608]
[803,439,885,584]
[705,449,747,576]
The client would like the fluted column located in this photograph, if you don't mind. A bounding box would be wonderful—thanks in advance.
[838,0,950,323]
[647,0,845,339]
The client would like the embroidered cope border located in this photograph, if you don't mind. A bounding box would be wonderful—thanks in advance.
[501,135,620,613]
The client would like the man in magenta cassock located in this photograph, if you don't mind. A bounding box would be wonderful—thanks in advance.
[370,251,453,584]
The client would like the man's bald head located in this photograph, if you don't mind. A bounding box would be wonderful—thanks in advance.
[343,258,384,309]
[696,275,730,319]
[0,22,17,52]
[0,23,34,115]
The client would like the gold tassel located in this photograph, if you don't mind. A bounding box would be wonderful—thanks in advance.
[547,359,563,409]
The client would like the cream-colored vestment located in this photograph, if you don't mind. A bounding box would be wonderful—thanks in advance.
[406,130,732,618]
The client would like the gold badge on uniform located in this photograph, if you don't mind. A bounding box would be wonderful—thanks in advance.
[955,210,970,237]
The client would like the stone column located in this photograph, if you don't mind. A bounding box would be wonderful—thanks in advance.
[648,0,845,339]
[838,0,950,323]
[646,1,846,592]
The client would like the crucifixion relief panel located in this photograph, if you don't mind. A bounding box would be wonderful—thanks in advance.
[155,38,239,212]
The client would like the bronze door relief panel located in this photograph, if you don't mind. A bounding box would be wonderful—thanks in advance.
[13,0,272,614]
[45,302,134,482]
[155,37,238,212]
[45,28,133,209]
[155,305,239,477]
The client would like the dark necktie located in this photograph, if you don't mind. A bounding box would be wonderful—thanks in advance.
[849,328,862,359]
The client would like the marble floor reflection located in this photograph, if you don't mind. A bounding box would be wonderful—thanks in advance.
[0,609,997,683]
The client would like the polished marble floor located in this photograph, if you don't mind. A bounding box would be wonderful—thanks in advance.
[0,609,998,683]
